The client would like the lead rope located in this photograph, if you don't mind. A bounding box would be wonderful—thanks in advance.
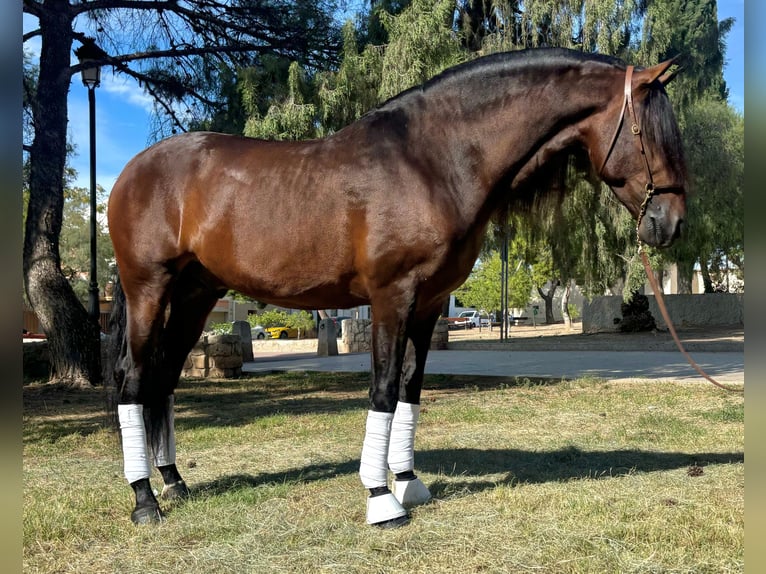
[637,229,743,394]
[619,64,743,393]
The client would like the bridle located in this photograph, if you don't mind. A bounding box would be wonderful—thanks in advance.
[598,65,657,245]
[600,66,743,394]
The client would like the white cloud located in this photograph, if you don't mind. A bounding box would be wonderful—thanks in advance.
[100,72,156,114]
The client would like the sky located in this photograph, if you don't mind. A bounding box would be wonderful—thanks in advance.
[24,0,745,193]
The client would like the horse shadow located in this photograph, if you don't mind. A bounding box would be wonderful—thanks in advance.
[183,446,743,506]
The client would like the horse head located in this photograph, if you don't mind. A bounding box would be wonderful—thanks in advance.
[593,59,687,248]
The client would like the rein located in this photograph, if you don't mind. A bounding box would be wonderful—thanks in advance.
[607,66,743,394]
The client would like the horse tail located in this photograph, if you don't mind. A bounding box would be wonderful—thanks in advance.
[104,271,127,430]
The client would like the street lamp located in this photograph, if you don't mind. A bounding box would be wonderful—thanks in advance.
[75,39,103,327]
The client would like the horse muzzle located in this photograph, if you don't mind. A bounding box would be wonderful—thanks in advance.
[637,192,685,248]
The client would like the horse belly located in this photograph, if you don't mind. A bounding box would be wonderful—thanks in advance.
[194,232,368,310]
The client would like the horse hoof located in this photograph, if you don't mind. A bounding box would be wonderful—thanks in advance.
[366,491,408,526]
[392,477,432,508]
[373,513,411,529]
[161,480,190,500]
[131,505,164,525]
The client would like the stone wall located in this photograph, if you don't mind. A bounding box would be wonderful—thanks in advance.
[339,318,450,353]
[182,334,243,378]
[430,319,449,350]
[582,293,744,333]
[340,319,372,353]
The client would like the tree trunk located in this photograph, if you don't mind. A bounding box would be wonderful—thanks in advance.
[560,281,572,329]
[675,259,695,294]
[23,5,101,387]
[700,261,714,293]
[537,280,559,324]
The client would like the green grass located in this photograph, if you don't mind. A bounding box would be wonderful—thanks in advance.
[23,373,743,573]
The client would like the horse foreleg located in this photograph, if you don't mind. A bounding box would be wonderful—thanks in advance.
[359,302,411,528]
[388,313,439,507]
[389,401,432,507]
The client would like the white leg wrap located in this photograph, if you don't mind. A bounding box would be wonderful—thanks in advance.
[118,404,151,484]
[150,395,176,468]
[359,410,394,489]
[387,402,419,474]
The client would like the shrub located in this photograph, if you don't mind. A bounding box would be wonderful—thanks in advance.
[207,322,232,335]
[249,310,290,328]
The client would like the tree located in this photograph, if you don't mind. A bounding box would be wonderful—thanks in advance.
[454,248,533,319]
[59,184,114,307]
[670,95,744,292]
[23,0,340,385]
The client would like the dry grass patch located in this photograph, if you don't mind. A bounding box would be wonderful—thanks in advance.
[24,373,743,573]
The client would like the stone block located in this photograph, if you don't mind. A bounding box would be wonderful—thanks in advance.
[317,319,338,356]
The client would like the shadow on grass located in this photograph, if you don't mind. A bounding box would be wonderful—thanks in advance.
[23,373,557,442]
[183,446,743,505]
[417,447,744,498]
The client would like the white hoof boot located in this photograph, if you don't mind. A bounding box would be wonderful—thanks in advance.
[366,492,409,527]
[392,477,432,507]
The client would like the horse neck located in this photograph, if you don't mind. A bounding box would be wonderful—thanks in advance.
[416,66,619,206]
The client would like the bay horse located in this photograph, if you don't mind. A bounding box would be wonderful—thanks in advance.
[106,48,686,528]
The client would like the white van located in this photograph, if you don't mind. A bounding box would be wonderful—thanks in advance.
[458,310,490,328]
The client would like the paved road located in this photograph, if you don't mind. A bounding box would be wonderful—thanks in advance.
[244,349,744,384]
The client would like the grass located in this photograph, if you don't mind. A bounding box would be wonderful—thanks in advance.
[23,373,744,573]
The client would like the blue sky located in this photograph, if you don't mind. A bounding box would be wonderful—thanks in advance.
[25,0,745,192]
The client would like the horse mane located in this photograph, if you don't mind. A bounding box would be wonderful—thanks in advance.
[640,85,687,182]
[377,47,627,111]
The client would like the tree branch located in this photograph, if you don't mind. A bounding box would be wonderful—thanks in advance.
[22,0,42,17]
[23,29,42,43]
[71,0,180,17]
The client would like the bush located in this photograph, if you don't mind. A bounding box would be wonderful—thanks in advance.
[285,310,315,333]
[207,322,233,335]
[567,304,581,321]
[249,310,290,328]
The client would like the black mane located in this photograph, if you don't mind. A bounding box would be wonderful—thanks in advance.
[377,47,627,110]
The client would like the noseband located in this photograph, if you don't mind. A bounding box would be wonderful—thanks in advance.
[597,65,656,245]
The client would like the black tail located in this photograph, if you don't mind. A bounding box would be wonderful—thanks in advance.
[104,272,127,430]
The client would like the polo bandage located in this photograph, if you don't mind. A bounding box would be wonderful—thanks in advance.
[359,410,394,489]
[150,395,176,468]
[387,402,419,474]
[118,403,151,484]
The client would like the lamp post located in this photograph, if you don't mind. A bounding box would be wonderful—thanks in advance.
[75,40,102,327]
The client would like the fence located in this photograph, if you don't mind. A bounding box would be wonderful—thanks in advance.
[23,308,112,335]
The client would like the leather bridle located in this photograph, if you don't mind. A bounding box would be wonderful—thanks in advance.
[598,65,657,244]
[601,66,743,394]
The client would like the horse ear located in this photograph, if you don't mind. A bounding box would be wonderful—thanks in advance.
[637,55,683,87]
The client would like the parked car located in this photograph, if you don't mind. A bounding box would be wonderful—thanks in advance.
[251,325,268,340]
[458,309,490,328]
[266,326,300,339]
[445,316,473,329]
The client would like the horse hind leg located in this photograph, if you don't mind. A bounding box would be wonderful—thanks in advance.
[117,271,173,525]
[146,266,225,503]
[118,263,222,524]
